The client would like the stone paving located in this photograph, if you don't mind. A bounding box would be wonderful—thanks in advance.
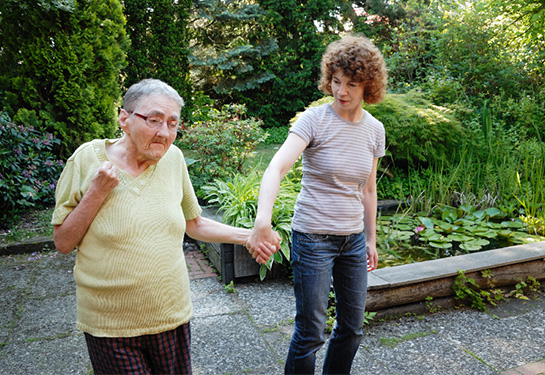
[0,245,544,374]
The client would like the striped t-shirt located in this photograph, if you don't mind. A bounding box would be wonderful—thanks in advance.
[290,103,385,235]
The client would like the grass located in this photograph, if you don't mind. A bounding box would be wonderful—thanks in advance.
[0,205,55,244]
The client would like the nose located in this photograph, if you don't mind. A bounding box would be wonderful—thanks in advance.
[155,120,171,137]
[337,83,348,95]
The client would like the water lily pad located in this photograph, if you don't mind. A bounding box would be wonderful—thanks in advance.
[459,242,483,251]
[436,222,458,234]
[441,209,458,223]
[419,229,437,238]
[457,204,476,216]
[484,207,502,219]
[447,233,473,242]
[500,220,525,229]
[429,241,452,249]
[417,217,434,230]
[496,230,514,239]
[389,230,413,241]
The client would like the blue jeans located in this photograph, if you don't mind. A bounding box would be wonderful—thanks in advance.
[285,230,368,375]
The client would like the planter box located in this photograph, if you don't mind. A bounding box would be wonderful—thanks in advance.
[204,241,259,284]
[196,206,260,284]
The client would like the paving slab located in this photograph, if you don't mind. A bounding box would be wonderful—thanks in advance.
[1,247,544,375]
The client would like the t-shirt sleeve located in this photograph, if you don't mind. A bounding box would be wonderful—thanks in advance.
[180,154,202,221]
[375,123,386,158]
[51,157,83,226]
[289,109,316,146]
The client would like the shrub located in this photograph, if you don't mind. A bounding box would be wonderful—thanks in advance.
[175,103,268,197]
[203,164,301,279]
[263,126,290,144]
[290,93,464,170]
[0,112,64,227]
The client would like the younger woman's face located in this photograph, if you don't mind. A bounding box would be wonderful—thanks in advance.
[331,70,365,116]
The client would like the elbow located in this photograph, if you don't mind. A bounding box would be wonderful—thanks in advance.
[53,228,75,254]
[54,238,74,255]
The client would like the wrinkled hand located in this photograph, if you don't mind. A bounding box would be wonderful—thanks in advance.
[246,224,281,265]
[89,161,120,198]
[366,242,379,271]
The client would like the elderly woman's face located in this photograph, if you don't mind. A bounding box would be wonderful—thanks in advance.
[121,94,180,164]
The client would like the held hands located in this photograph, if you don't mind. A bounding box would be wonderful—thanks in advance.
[246,224,282,265]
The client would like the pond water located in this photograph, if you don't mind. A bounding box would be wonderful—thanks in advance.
[375,204,545,269]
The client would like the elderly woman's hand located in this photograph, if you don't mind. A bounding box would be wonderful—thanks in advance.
[88,161,120,199]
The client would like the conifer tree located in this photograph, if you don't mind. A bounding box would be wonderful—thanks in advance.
[123,0,193,120]
[0,0,129,156]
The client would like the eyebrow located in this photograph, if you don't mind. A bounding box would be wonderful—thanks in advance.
[143,110,179,120]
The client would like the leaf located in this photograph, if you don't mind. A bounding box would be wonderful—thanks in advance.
[259,264,267,281]
[429,241,452,249]
[484,207,502,219]
[418,217,434,230]
[441,209,458,223]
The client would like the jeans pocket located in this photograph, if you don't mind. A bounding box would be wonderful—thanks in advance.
[295,231,329,244]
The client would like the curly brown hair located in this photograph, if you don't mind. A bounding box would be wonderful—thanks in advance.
[318,34,388,105]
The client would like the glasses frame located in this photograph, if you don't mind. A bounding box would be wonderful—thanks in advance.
[129,111,183,131]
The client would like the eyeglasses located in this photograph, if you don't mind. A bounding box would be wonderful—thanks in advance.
[129,112,183,131]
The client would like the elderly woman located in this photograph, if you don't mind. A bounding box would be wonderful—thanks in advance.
[246,35,388,374]
[52,78,276,374]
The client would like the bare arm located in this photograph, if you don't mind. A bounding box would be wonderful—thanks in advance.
[246,132,307,263]
[362,157,380,270]
[53,161,119,254]
[185,215,251,246]
[185,215,281,265]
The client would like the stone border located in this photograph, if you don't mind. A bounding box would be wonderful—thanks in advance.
[367,241,545,311]
[3,224,544,314]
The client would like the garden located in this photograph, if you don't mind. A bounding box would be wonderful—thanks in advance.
[1,0,544,287]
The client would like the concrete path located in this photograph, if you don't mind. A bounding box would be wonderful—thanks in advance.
[1,247,544,375]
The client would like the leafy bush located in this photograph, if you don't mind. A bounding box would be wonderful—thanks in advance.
[0,0,128,157]
[263,126,289,144]
[0,112,64,227]
[291,93,464,170]
[176,103,268,197]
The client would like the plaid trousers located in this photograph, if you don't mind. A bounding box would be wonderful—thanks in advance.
[84,323,191,375]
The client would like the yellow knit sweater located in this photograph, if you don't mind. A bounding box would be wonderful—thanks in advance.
[52,139,202,337]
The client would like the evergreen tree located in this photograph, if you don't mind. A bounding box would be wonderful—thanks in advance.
[239,0,341,128]
[123,0,193,120]
[189,0,278,101]
[0,0,129,157]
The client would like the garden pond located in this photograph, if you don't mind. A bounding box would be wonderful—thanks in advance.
[377,204,545,268]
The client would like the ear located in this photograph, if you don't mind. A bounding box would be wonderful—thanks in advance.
[119,109,130,133]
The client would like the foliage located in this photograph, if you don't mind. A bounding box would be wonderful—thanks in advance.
[515,143,545,236]
[487,0,545,58]
[0,206,54,244]
[0,112,64,227]
[292,93,463,170]
[381,2,443,93]
[452,270,505,311]
[233,0,341,128]
[123,0,194,121]
[264,126,290,145]
[176,104,268,196]
[189,0,277,101]
[378,205,544,262]
[0,0,128,157]
[202,165,301,279]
